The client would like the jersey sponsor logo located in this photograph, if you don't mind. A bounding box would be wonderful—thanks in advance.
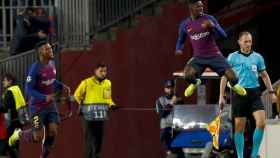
[26,76,32,82]
[190,31,210,40]
[41,78,55,86]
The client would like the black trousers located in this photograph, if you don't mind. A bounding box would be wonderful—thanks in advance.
[0,139,18,157]
[82,118,104,158]
[0,126,19,157]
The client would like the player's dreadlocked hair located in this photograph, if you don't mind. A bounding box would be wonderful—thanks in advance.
[187,0,202,5]
[35,40,49,53]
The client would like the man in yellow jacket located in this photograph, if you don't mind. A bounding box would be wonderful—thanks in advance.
[0,73,29,158]
[74,63,116,158]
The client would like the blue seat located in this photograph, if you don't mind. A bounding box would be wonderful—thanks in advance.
[171,128,232,148]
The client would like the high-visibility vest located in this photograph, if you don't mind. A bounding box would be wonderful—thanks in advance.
[74,77,115,106]
[7,85,26,111]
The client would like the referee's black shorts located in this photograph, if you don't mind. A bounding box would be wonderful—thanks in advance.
[232,88,265,118]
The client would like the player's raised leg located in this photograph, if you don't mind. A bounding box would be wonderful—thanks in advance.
[225,69,247,96]
[183,60,202,97]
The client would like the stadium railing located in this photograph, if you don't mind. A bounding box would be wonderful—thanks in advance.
[56,0,157,48]
[2,0,159,49]
[262,80,280,119]
[0,0,55,51]
[0,45,60,93]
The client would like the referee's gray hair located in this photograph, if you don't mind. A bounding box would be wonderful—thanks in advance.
[238,31,252,39]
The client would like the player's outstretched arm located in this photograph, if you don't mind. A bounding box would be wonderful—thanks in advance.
[260,70,277,103]
[207,15,227,39]
[219,76,228,110]
[175,22,187,55]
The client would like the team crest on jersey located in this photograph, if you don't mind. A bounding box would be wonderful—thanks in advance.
[251,64,257,72]
[187,27,192,32]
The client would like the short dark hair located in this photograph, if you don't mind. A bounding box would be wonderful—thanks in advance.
[23,7,34,16]
[164,79,175,87]
[95,62,107,69]
[188,0,202,5]
[35,40,48,50]
[3,73,16,85]
[35,40,49,55]
[238,31,251,39]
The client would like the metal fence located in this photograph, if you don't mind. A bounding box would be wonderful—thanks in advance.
[56,0,157,48]
[2,0,158,49]
[0,0,55,50]
[0,49,37,91]
[262,80,280,119]
[0,45,60,93]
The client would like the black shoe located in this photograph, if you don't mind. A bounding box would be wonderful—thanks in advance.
[251,155,261,158]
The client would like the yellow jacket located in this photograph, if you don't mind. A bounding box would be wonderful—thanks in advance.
[74,76,115,107]
[7,85,26,111]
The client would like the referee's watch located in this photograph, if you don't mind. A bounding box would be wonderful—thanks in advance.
[268,90,276,94]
